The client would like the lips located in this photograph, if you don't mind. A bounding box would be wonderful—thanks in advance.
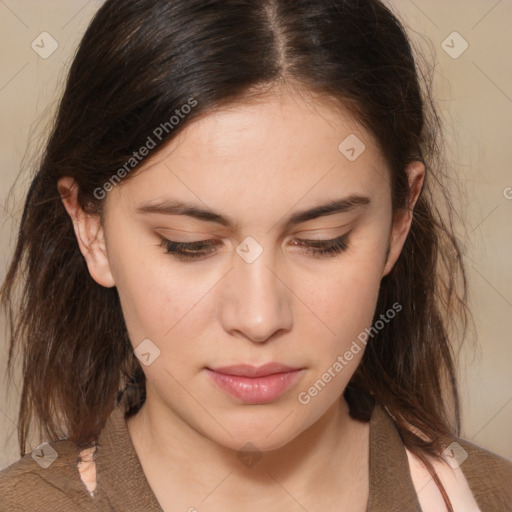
[209,363,301,378]
[205,363,305,404]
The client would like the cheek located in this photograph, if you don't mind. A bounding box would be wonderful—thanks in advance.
[293,255,384,409]
[302,267,381,375]
[303,264,381,326]
[105,226,182,341]
[114,262,194,342]
[305,237,386,337]
[298,237,387,398]
[109,235,218,368]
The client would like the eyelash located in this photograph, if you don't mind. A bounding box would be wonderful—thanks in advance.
[158,234,350,261]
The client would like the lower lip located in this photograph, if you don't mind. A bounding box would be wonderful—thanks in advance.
[205,369,304,404]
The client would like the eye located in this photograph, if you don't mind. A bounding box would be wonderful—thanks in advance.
[158,233,350,261]
[290,234,350,257]
[158,238,221,261]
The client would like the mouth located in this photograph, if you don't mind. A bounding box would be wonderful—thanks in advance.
[205,363,305,404]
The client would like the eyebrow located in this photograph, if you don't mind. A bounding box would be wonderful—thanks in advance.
[136,194,371,230]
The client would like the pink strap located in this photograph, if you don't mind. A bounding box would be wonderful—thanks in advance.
[405,446,482,512]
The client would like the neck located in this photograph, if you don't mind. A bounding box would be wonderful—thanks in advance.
[126,388,369,509]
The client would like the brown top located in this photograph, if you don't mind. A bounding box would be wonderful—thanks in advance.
[1,400,511,511]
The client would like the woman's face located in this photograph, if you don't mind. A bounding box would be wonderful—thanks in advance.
[64,88,423,452]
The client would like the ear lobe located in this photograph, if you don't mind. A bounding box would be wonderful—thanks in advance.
[58,176,116,288]
[381,161,425,278]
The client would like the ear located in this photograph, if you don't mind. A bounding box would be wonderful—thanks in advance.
[57,176,116,288]
[381,161,425,278]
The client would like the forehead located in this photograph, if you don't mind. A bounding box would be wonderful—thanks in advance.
[164,89,381,168]
[110,89,390,227]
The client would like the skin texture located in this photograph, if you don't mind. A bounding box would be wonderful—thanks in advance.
[59,87,425,511]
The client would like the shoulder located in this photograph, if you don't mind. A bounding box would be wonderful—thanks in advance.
[455,436,512,508]
[406,436,512,512]
[0,439,94,511]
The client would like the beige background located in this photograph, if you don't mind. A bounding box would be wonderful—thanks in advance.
[0,0,511,470]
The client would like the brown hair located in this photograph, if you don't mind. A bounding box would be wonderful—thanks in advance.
[1,1,472,509]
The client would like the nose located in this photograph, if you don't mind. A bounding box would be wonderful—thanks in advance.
[219,243,293,344]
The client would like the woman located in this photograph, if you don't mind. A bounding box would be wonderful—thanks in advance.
[1,0,510,511]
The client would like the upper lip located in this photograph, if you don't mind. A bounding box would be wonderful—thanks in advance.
[208,363,301,378]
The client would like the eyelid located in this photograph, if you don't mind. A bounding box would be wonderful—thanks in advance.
[296,231,348,241]
[289,223,353,239]
[155,223,353,239]
[155,226,215,237]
